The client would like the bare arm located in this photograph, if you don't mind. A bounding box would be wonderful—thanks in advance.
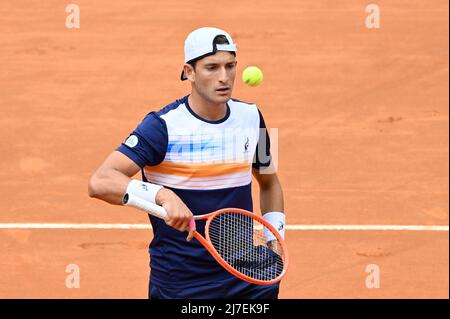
[252,167,284,214]
[88,150,195,240]
[88,151,141,205]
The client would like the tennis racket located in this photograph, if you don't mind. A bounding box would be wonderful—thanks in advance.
[123,193,288,285]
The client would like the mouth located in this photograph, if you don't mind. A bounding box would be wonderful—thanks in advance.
[216,87,231,94]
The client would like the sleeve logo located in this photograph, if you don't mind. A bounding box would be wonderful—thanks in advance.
[125,135,139,148]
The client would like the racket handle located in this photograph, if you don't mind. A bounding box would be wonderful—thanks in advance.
[123,193,169,221]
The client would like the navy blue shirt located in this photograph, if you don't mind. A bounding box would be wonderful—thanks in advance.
[117,96,271,288]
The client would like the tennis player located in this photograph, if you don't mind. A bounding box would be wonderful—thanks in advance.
[88,27,285,299]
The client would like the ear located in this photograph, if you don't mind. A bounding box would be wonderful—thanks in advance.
[183,64,195,82]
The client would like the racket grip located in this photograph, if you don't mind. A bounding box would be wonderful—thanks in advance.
[123,193,169,221]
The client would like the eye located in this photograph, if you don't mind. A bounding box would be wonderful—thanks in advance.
[206,65,217,71]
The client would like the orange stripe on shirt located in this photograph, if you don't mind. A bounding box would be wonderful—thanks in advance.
[144,177,251,189]
[145,161,251,178]
[145,172,250,184]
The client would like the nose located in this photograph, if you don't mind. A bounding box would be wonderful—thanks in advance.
[218,66,228,83]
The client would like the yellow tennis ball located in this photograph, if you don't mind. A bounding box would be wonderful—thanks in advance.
[242,66,263,87]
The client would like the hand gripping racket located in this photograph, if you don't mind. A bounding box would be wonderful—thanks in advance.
[123,193,289,285]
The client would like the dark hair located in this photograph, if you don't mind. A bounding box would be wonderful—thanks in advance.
[188,35,236,70]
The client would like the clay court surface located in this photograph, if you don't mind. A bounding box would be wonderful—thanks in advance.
[0,1,448,298]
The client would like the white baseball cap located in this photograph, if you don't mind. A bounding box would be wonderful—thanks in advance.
[181,27,237,81]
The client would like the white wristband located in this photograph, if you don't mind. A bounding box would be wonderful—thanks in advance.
[263,212,286,242]
[124,180,163,205]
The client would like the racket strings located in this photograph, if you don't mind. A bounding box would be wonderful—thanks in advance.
[208,212,284,282]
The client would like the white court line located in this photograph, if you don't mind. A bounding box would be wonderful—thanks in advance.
[0,223,448,231]
[287,225,449,231]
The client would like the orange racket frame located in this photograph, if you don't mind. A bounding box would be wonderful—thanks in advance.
[123,193,289,285]
[197,208,289,285]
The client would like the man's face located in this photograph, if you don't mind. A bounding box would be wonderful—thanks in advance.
[186,51,237,104]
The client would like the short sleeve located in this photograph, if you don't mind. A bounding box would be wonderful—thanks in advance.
[116,112,168,168]
[252,109,272,169]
